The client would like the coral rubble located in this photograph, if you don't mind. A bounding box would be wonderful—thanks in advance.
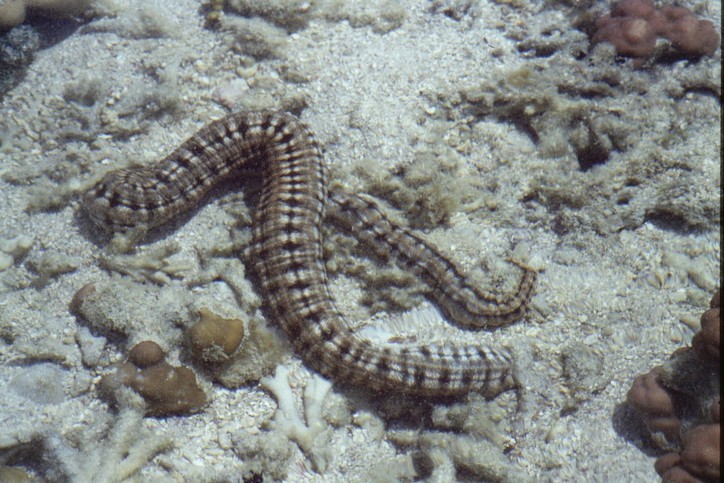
[627,289,720,482]
[69,278,193,348]
[431,57,720,236]
[385,392,525,481]
[0,234,32,272]
[44,404,173,481]
[260,366,333,473]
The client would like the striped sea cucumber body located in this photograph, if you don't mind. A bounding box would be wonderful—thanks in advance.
[83,111,535,397]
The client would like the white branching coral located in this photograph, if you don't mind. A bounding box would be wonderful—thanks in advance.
[44,392,173,482]
[260,365,333,473]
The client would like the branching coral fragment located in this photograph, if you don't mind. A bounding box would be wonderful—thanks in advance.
[260,366,333,473]
[45,403,172,482]
[99,242,191,284]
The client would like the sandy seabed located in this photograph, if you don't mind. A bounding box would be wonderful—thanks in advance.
[0,0,720,481]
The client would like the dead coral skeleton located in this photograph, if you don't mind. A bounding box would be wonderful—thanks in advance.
[44,393,173,482]
[98,242,191,284]
[260,365,333,473]
[385,392,525,481]
[387,429,524,481]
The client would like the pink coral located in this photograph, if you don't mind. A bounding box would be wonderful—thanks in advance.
[627,289,720,482]
[627,365,681,442]
[655,422,721,482]
[660,6,721,56]
[592,0,719,61]
[692,290,720,362]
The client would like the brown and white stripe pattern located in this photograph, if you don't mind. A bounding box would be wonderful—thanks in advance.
[82,111,536,397]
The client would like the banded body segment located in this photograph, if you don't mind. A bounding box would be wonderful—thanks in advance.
[82,110,534,397]
[328,191,537,328]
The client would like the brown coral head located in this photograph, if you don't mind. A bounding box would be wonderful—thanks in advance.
[711,396,720,423]
[662,10,720,57]
[680,423,721,481]
[129,340,166,368]
[188,308,245,363]
[627,366,676,415]
[99,341,207,416]
[610,0,656,19]
[69,283,96,316]
[692,289,720,363]
[132,362,208,417]
[654,424,721,481]
[654,452,708,482]
[627,366,681,441]
[591,0,719,61]
[592,17,657,59]
[633,289,721,482]
[98,361,138,401]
